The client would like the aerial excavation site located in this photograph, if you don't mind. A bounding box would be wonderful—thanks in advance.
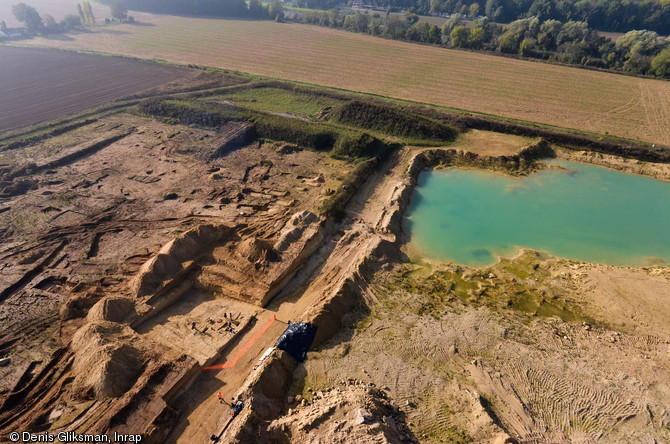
[1,1,670,443]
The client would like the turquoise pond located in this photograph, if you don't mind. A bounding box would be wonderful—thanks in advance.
[405,160,670,267]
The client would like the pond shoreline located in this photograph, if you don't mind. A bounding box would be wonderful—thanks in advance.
[398,142,670,268]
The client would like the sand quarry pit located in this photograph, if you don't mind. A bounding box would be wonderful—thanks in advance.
[0,75,669,444]
[0,105,355,440]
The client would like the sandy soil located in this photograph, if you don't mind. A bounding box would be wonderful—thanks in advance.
[1,86,668,444]
[555,147,670,182]
[0,111,353,439]
[293,148,670,443]
[448,130,536,157]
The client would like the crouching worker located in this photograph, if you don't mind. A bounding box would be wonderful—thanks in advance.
[230,400,244,418]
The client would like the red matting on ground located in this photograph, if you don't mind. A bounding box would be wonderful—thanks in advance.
[202,314,277,370]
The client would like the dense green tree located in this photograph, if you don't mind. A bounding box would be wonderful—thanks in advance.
[366,0,670,35]
[294,0,670,79]
[556,20,588,46]
[519,37,536,56]
[441,12,463,42]
[469,2,480,16]
[650,47,670,76]
[42,13,57,30]
[428,22,441,42]
[537,19,561,50]
[614,30,667,73]
[615,30,667,59]
[559,40,589,64]
[405,12,420,25]
[43,13,56,26]
[450,25,468,47]
[505,17,540,42]
[527,0,551,19]
[77,3,86,24]
[12,3,43,33]
[248,0,266,18]
[60,14,82,30]
[80,1,95,26]
[406,21,441,43]
[498,30,518,52]
[469,25,484,47]
[120,0,250,18]
[485,0,503,21]
[269,0,284,20]
[369,17,383,34]
[344,13,371,32]
[383,15,408,38]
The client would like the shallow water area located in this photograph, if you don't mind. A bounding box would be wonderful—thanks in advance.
[405,159,670,267]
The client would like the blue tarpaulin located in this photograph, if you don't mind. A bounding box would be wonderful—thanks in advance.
[274,322,318,363]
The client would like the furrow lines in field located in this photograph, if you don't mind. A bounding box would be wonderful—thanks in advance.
[19,15,670,145]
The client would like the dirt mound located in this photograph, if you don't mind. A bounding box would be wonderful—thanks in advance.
[274,211,320,253]
[70,322,144,401]
[159,223,226,263]
[266,381,413,443]
[131,224,232,297]
[72,343,143,401]
[86,297,136,323]
[304,173,325,186]
[59,292,101,321]
[236,237,275,264]
[272,142,301,154]
[330,100,457,142]
[132,253,184,298]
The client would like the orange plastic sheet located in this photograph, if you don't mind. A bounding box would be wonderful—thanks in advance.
[202,314,277,370]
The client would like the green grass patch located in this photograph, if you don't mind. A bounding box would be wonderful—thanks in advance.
[219,86,342,118]
[390,257,591,324]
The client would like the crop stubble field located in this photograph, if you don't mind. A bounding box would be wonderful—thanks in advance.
[0,46,192,134]
[14,13,670,145]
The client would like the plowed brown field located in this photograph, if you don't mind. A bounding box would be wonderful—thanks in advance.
[16,13,670,146]
[0,46,191,134]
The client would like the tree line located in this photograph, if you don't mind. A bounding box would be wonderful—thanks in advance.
[304,0,670,35]
[99,0,286,20]
[3,0,286,37]
[297,10,670,78]
[4,1,132,36]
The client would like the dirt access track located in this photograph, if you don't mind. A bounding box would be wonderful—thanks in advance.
[0,46,196,135]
